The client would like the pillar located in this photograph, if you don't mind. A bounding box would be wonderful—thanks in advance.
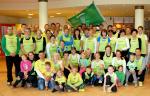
[39,0,48,31]
[135,6,144,29]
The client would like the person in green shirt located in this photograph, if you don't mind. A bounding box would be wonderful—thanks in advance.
[137,26,148,57]
[129,29,141,54]
[1,26,20,85]
[52,70,66,93]
[66,67,84,92]
[103,45,114,72]
[34,29,46,60]
[125,53,137,87]
[115,65,125,86]
[73,29,81,54]
[28,52,37,87]
[135,48,146,87]
[103,65,117,93]
[20,28,36,55]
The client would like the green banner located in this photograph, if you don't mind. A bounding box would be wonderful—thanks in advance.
[68,2,105,28]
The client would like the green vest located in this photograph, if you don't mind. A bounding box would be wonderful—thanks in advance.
[127,61,136,71]
[113,57,124,69]
[62,35,72,51]
[117,38,127,51]
[54,62,61,72]
[73,39,81,51]
[103,53,113,69]
[92,60,104,73]
[140,34,147,54]
[110,37,116,52]
[5,35,17,55]
[129,37,139,53]
[99,37,109,52]
[85,37,95,53]
[69,54,79,67]
[35,37,43,54]
[135,57,143,70]
[49,43,57,58]
[22,37,34,53]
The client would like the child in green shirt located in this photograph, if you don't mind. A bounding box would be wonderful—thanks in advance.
[115,65,125,86]
[66,67,84,92]
[52,71,66,93]
[125,53,137,87]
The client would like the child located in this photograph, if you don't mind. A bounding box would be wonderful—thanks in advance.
[82,67,94,85]
[125,53,137,87]
[115,65,125,86]
[13,54,32,88]
[43,62,54,90]
[69,47,80,69]
[79,51,90,76]
[52,71,66,93]
[91,52,105,86]
[66,67,84,92]
[103,65,117,93]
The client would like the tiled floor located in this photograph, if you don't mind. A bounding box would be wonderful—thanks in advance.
[0,57,150,96]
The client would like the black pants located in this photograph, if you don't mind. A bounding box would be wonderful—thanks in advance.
[136,69,146,82]
[64,68,70,78]
[6,55,20,82]
[99,52,105,60]
[34,54,39,61]
[13,72,30,87]
[105,76,117,92]
[28,75,38,87]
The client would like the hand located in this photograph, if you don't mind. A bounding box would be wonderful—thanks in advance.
[138,71,142,75]
[59,85,63,89]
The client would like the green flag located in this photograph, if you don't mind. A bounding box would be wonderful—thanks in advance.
[68,2,105,28]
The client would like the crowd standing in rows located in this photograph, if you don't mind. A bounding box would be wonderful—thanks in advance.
[1,23,150,93]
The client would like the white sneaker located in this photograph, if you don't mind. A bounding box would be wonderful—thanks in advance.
[134,83,138,87]
[125,83,128,87]
[139,82,143,87]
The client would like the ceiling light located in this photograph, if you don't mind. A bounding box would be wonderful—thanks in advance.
[28,13,34,16]
[56,12,61,15]
[50,16,54,18]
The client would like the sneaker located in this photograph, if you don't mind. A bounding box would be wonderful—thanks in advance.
[7,82,12,86]
[139,82,143,87]
[125,83,128,87]
[134,83,138,87]
[67,90,71,92]
[79,89,85,92]
[98,80,102,83]
[27,83,32,88]
[52,89,57,93]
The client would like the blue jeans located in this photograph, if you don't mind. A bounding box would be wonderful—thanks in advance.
[37,78,55,90]
[91,75,104,85]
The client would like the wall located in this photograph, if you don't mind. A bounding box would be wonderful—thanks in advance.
[0,16,19,24]
[19,17,68,26]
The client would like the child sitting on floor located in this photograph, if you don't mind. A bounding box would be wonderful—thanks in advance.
[103,65,117,93]
[66,67,84,92]
[13,54,32,88]
[115,65,125,86]
[52,70,66,93]
[82,67,94,86]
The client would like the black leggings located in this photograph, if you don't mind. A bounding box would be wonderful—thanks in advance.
[64,68,70,78]
[136,69,146,82]
[105,75,117,92]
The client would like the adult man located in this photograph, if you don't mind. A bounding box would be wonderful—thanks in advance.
[1,27,20,85]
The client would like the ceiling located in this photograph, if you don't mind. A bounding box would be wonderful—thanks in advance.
[0,0,149,18]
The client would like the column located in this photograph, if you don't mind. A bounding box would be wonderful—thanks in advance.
[135,6,144,29]
[39,0,48,31]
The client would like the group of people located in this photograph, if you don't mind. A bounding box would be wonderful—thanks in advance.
[1,23,150,93]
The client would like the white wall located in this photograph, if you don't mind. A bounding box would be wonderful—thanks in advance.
[19,17,68,26]
[0,16,19,24]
